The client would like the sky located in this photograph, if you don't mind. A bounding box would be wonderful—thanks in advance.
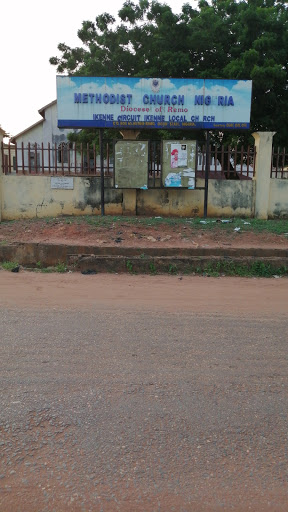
[1,0,191,140]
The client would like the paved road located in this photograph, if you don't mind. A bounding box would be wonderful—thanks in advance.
[0,272,287,511]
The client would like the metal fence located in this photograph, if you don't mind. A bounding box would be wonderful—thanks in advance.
[1,141,113,176]
[271,147,288,179]
[2,140,257,181]
[196,143,256,180]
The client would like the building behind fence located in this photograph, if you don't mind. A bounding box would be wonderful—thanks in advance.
[2,140,260,181]
[0,132,287,220]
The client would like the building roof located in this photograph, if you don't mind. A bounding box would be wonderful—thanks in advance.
[10,99,57,143]
[10,119,44,143]
[38,99,57,118]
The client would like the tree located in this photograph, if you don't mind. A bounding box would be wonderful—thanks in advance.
[50,0,288,146]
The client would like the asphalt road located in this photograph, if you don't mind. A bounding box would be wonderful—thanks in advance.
[0,272,287,511]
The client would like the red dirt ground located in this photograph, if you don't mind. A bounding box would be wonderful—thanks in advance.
[0,218,287,249]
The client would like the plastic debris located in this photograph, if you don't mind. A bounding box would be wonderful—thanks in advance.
[200,220,209,224]
[234,227,241,232]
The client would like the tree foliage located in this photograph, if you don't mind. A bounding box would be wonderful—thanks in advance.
[50,0,288,146]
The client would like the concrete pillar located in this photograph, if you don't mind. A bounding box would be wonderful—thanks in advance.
[252,131,275,219]
[122,189,137,216]
[0,128,5,222]
[119,130,140,140]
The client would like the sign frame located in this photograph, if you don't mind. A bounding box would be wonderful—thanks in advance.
[57,76,252,131]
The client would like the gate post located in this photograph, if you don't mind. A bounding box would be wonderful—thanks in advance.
[0,128,5,223]
[252,131,275,220]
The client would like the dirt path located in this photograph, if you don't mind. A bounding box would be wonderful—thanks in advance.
[1,272,288,315]
[1,273,288,512]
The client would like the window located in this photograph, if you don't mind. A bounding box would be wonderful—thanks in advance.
[30,152,40,169]
[58,143,70,164]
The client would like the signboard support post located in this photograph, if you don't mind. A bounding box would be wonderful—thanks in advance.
[204,130,210,218]
[99,129,105,216]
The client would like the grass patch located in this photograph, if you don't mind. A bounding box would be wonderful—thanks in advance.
[126,259,133,272]
[57,215,288,234]
[168,263,178,274]
[197,260,288,278]
[149,261,157,274]
[234,218,288,235]
[55,262,67,273]
[35,262,68,273]
[1,215,287,235]
[37,262,67,273]
[1,261,19,270]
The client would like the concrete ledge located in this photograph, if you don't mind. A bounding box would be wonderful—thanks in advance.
[72,254,288,274]
[0,242,287,273]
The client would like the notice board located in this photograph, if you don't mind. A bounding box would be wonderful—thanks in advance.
[162,140,196,189]
[114,141,148,189]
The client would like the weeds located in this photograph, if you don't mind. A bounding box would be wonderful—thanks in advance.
[126,260,133,272]
[1,261,19,270]
[55,262,67,273]
[196,260,288,278]
[149,262,157,274]
[1,215,287,235]
[39,262,67,273]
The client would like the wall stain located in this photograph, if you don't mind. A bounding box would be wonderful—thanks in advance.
[213,182,252,210]
[52,134,67,144]
[74,178,123,211]
[272,202,288,218]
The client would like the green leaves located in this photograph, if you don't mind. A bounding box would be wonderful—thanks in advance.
[49,0,288,145]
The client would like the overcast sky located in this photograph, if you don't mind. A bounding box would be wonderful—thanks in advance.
[1,0,191,140]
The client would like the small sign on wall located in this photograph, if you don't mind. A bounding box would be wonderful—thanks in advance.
[51,177,74,190]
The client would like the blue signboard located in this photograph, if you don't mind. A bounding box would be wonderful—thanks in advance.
[57,76,252,130]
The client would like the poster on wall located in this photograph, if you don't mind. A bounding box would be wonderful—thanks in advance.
[57,76,252,131]
[163,140,196,189]
[170,144,188,168]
